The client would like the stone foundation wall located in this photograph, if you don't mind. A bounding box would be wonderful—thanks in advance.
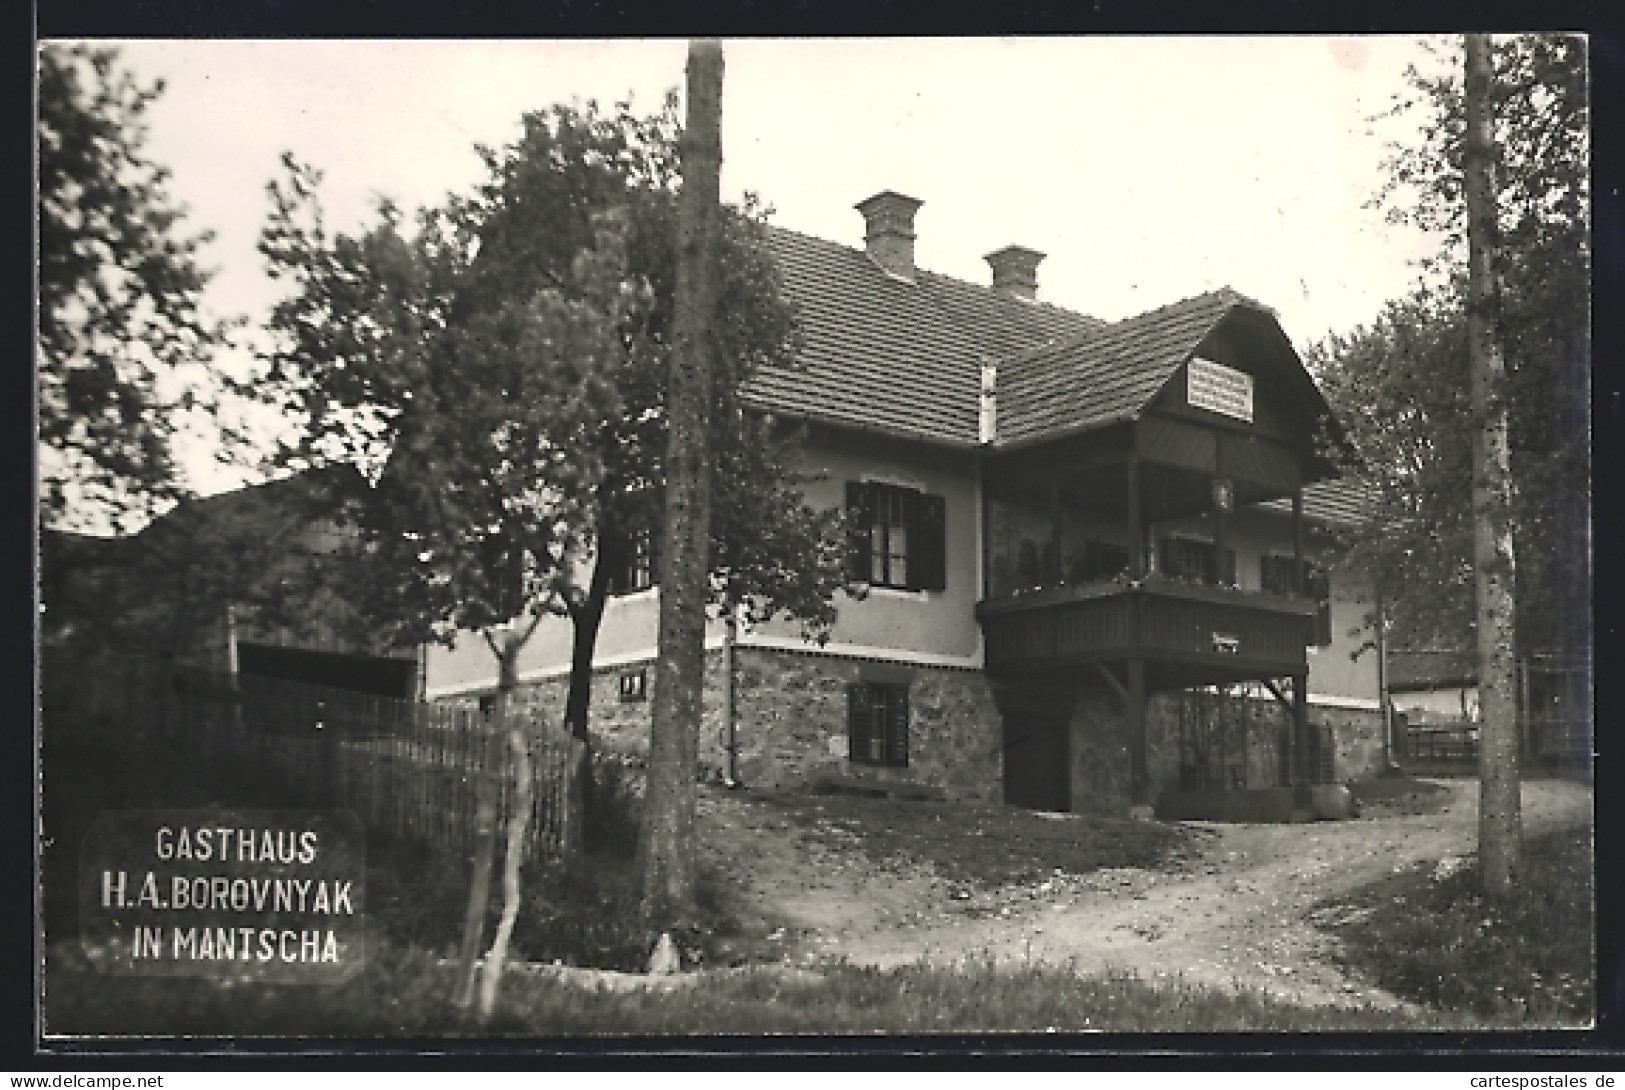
[433,651,1385,811]
[436,649,730,776]
[1066,688,1386,814]
[730,647,1002,800]
[434,645,1002,800]
[1310,704,1388,780]
[1066,684,1185,815]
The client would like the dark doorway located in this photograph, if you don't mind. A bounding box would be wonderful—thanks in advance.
[996,680,1073,811]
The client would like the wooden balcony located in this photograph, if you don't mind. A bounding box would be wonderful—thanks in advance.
[976,576,1317,687]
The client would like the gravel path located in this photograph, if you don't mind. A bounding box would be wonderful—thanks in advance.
[701,777,1593,1011]
[826,778,1592,1009]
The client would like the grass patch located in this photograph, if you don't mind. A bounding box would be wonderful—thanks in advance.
[46,938,1477,1038]
[751,792,1199,888]
[1314,825,1595,1024]
[1347,771,1452,818]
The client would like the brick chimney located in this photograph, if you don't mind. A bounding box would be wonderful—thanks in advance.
[855,191,924,281]
[984,245,1045,300]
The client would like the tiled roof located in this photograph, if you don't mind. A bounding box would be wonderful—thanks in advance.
[746,228,1342,493]
[744,226,1102,444]
[1258,478,1373,528]
[996,288,1266,446]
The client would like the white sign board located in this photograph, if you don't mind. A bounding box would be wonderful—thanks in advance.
[1187,357,1253,423]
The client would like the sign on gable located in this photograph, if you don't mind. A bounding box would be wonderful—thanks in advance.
[1187,357,1253,424]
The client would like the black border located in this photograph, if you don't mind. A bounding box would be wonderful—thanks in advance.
[18,0,1625,1070]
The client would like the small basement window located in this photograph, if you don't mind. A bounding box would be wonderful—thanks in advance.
[847,681,909,768]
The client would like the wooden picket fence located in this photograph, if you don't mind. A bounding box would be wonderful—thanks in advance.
[163,663,583,863]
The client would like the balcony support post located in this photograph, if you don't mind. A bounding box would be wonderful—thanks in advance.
[1292,670,1309,786]
[1127,656,1149,806]
[1292,489,1305,596]
[1127,457,1144,578]
[1048,475,1063,585]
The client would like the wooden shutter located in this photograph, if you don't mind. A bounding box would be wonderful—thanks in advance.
[845,482,874,583]
[910,492,947,591]
[846,683,867,762]
[886,684,910,767]
[1307,567,1333,646]
[1259,556,1285,595]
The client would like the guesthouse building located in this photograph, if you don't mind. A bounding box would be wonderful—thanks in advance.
[423,191,1387,817]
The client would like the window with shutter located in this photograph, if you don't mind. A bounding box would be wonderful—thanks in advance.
[845,481,874,583]
[1260,555,1298,596]
[846,481,947,591]
[846,681,910,767]
[1306,566,1333,646]
[1261,557,1332,644]
[1159,536,1230,585]
[606,525,659,595]
[912,493,947,591]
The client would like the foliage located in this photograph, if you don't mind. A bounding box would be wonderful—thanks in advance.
[37,44,239,534]
[257,97,850,676]
[48,940,1525,1037]
[1310,34,1589,658]
[1317,824,1593,1023]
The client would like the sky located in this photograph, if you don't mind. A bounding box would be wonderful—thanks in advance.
[100,36,1449,497]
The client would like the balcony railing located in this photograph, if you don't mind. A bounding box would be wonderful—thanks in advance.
[976,574,1317,676]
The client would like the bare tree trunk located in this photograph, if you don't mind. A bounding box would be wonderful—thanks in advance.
[1464,32,1522,899]
[561,544,617,858]
[640,39,724,928]
[453,646,510,1007]
[478,697,533,1019]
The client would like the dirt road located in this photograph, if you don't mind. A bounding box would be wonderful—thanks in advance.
[707,778,1592,1010]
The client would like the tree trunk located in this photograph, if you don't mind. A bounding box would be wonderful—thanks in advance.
[639,38,724,928]
[453,644,513,1007]
[1464,32,1522,899]
[478,666,534,1020]
[561,559,612,859]
[563,530,618,740]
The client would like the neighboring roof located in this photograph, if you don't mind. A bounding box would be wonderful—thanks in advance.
[997,289,1259,446]
[142,466,358,546]
[744,225,1102,444]
[1388,649,1479,692]
[1258,478,1374,528]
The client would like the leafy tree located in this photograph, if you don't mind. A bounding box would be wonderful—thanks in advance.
[258,95,850,992]
[259,100,847,720]
[37,43,239,534]
[1362,34,1588,658]
[1312,34,1588,667]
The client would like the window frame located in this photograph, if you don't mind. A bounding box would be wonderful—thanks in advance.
[1260,554,1333,647]
[845,481,947,592]
[846,680,910,768]
[1157,534,1236,586]
[606,525,659,597]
